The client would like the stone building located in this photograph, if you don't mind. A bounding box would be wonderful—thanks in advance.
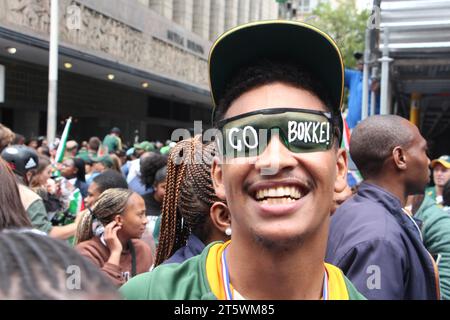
[0,0,278,144]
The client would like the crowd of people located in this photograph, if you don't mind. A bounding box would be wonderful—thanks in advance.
[0,20,450,300]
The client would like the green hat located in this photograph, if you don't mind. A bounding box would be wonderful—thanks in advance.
[431,155,450,169]
[91,155,114,168]
[209,20,344,119]
[159,145,171,155]
[76,152,93,165]
[134,141,155,152]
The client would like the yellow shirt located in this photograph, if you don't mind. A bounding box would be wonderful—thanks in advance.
[205,241,350,300]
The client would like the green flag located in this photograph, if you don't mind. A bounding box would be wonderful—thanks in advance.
[55,117,72,163]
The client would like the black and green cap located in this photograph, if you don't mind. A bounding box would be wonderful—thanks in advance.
[209,20,345,120]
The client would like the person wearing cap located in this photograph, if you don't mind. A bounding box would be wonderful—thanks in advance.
[121,147,136,178]
[1,145,82,239]
[126,142,156,196]
[326,115,439,300]
[64,140,79,159]
[427,155,450,205]
[103,127,122,154]
[85,155,114,186]
[121,21,364,300]
[134,141,155,157]
[406,193,450,300]
[345,52,380,129]
[77,151,94,183]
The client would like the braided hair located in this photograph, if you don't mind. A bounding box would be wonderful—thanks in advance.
[0,230,119,299]
[75,188,133,244]
[155,135,223,266]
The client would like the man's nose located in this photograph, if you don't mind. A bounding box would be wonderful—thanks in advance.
[254,135,297,176]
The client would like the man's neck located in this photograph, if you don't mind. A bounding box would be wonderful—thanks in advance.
[227,233,327,300]
[365,178,407,206]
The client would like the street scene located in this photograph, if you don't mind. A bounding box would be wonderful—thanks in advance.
[0,0,450,304]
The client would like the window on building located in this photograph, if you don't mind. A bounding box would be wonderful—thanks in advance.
[300,0,311,13]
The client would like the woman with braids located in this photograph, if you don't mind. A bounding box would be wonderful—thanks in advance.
[0,231,120,299]
[154,135,231,266]
[75,188,153,286]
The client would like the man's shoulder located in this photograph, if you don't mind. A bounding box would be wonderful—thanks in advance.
[120,253,212,300]
[329,196,406,252]
[332,196,394,230]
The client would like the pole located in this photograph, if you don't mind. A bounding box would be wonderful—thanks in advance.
[380,28,393,115]
[370,66,378,116]
[361,28,370,121]
[46,0,59,144]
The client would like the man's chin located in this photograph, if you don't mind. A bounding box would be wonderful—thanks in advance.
[253,232,305,252]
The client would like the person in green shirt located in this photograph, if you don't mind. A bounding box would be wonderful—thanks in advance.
[410,194,450,299]
[120,20,365,300]
[426,155,450,205]
[103,127,122,154]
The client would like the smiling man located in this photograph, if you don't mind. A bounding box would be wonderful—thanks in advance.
[427,155,450,205]
[120,21,365,300]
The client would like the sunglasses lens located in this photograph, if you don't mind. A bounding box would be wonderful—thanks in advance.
[218,109,334,159]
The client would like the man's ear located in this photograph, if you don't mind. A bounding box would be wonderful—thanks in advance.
[392,146,407,171]
[334,148,348,193]
[209,202,231,234]
[211,156,226,201]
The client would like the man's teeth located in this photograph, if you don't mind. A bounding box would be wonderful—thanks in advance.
[255,186,301,201]
[260,198,297,205]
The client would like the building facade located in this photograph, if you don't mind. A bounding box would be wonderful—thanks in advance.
[0,0,278,145]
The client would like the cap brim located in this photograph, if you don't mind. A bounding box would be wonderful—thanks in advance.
[431,159,450,169]
[209,20,344,118]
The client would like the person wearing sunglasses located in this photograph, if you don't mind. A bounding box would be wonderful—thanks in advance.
[120,21,364,300]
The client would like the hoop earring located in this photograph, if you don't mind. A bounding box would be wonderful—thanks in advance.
[225,227,232,236]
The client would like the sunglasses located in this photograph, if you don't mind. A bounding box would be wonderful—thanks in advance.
[216,108,338,159]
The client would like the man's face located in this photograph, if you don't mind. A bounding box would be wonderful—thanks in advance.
[433,163,450,188]
[85,182,101,208]
[404,124,430,194]
[93,162,105,173]
[212,82,347,250]
[154,181,166,203]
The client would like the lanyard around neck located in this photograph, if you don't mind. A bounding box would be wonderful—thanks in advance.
[220,247,329,300]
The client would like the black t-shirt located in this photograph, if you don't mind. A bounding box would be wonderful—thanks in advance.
[142,192,161,216]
